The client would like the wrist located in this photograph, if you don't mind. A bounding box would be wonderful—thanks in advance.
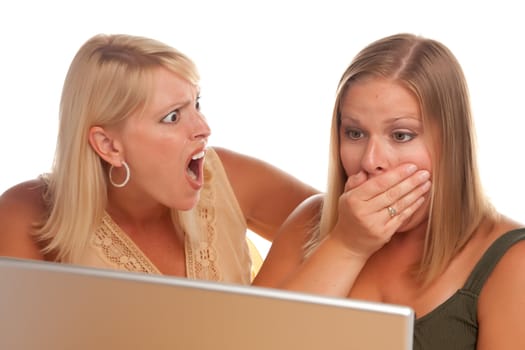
[323,234,370,263]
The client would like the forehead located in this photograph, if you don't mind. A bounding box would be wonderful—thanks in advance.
[151,67,196,102]
[136,67,197,119]
[341,77,421,119]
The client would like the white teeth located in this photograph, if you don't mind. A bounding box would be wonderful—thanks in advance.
[192,151,205,160]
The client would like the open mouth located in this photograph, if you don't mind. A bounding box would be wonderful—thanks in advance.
[187,150,205,182]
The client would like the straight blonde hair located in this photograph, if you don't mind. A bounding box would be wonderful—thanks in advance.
[37,34,199,262]
[308,33,494,285]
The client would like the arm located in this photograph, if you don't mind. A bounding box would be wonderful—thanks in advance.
[477,239,525,349]
[253,194,371,295]
[254,164,431,295]
[213,146,318,241]
[0,180,47,260]
[252,194,324,288]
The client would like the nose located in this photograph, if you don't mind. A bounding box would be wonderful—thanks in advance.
[361,137,390,175]
[190,111,211,141]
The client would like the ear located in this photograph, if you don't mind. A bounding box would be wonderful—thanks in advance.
[88,126,124,166]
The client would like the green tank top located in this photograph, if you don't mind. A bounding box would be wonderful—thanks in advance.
[413,228,525,349]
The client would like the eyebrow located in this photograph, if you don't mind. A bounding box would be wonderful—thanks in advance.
[153,92,199,118]
[340,115,421,124]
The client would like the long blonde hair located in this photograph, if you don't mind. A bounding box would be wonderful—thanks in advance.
[309,33,494,285]
[38,34,199,262]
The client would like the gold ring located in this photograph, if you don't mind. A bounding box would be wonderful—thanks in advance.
[387,206,397,217]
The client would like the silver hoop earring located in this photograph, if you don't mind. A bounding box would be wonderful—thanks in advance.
[109,161,130,188]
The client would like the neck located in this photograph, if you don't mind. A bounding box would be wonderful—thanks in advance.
[106,188,172,227]
[386,219,429,263]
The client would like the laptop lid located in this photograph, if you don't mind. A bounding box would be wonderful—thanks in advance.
[0,257,414,350]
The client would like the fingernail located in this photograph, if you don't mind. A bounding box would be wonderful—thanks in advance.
[405,164,417,174]
[419,171,430,181]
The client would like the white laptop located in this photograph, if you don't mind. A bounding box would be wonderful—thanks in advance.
[0,257,414,350]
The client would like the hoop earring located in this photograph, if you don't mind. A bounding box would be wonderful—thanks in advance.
[109,161,130,188]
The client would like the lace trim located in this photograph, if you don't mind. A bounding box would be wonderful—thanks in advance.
[92,214,160,274]
[187,162,220,280]
[90,151,221,279]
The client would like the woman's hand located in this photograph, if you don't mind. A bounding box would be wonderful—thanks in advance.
[331,163,431,258]
[255,164,430,296]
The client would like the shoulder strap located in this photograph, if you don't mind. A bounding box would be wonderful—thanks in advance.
[463,228,525,293]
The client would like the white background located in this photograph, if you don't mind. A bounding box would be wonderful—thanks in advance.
[1,1,524,255]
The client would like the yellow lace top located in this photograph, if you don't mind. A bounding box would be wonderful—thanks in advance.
[76,148,253,284]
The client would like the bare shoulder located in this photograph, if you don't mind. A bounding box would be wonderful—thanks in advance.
[284,193,324,227]
[476,220,525,348]
[253,193,324,287]
[483,225,525,280]
[481,218,525,282]
[270,193,324,250]
[0,179,48,259]
[0,179,47,212]
[486,229,525,278]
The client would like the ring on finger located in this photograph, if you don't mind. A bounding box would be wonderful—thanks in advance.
[387,206,397,217]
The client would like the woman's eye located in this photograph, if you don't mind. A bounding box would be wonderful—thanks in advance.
[392,132,415,142]
[161,110,179,124]
[195,96,201,110]
[345,128,364,140]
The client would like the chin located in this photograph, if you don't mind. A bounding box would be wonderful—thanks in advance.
[397,212,429,234]
[176,195,201,212]
[397,199,431,233]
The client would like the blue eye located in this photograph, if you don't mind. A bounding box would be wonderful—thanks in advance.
[161,110,179,124]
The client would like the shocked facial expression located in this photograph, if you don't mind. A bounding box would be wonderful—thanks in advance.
[118,67,211,210]
[339,77,432,231]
